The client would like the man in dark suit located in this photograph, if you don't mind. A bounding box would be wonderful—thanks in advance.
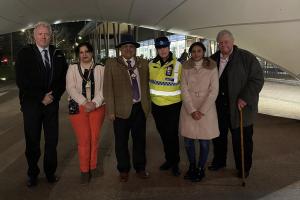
[103,34,150,182]
[15,22,68,187]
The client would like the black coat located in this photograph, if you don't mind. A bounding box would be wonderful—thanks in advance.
[15,44,68,104]
[211,45,264,128]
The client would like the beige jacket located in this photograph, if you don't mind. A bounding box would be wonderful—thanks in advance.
[66,63,105,107]
[179,58,219,139]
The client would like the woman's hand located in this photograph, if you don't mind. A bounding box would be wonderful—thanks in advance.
[191,111,204,120]
[84,101,96,112]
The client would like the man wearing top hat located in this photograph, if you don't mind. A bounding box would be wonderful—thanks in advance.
[103,34,150,182]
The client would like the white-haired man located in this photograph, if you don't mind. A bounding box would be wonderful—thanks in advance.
[209,30,264,178]
[15,22,68,187]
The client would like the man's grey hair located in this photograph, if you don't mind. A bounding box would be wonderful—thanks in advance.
[33,21,52,35]
[216,29,234,42]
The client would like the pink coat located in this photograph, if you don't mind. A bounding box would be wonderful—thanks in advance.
[179,58,219,139]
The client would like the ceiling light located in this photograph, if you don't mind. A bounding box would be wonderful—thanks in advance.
[54,20,62,24]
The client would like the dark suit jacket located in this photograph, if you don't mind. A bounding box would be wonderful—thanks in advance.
[15,44,68,105]
[103,56,150,119]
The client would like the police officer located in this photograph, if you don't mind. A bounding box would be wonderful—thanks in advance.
[149,36,182,176]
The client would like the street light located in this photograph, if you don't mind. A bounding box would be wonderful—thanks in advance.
[74,35,82,47]
[73,35,83,61]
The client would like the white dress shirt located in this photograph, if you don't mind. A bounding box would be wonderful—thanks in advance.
[218,48,233,78]
[218,55,228,78]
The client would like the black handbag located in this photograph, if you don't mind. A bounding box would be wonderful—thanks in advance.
[68,99,79,115]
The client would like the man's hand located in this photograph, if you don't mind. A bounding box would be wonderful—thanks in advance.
[109,114,115,121]
[237,98,247,110]
[42,91,54,106]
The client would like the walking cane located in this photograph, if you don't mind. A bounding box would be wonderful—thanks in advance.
[240,108,246,187]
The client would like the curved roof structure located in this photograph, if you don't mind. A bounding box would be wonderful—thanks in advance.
[1,0,299,77]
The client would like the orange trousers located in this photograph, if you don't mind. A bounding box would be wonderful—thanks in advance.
[69,105,105,173]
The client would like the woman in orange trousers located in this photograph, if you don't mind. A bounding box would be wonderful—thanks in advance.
[66,42,105,184]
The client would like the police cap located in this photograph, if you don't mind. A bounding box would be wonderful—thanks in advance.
[154,36,170,49]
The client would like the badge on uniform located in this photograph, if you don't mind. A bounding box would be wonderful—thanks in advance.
[130,73,137,79]
[166,65,173,76]
[165,77,174,82]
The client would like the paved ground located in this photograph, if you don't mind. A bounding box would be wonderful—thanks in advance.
[259,81,300,120]
[0,81,299,200]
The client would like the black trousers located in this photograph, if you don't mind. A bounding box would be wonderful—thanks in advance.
[113,103,146,173]
[212,109,253,172]
[151,102,181,166]
[22,99,59,178]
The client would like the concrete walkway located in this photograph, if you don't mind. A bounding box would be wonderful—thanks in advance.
[0,81,299,200]
[259,81,300,120]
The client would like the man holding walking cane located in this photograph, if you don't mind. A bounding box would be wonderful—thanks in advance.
[209,30,264,178]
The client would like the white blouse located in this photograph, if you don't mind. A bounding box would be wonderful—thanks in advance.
[66,63,105,107]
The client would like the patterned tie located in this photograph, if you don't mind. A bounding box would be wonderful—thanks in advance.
[43,49,51,70]
[43,49,51,86]
[126,60,140,101]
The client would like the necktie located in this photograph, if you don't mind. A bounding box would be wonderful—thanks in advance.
[126,60,140,101]
[43,49,51,70]
[43,49,51,86]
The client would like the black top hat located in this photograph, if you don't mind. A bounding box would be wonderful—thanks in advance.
[116,34,140,48]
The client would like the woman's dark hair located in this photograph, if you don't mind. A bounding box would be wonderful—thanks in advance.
[75,42,94,57]
[188,42,206,54]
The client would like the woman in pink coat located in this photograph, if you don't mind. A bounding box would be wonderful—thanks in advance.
[180,42,219,182]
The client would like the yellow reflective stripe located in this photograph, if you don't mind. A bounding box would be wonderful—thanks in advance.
[150,89,181,96]
[173,61,180,83]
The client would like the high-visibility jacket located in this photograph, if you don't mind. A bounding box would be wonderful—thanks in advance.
[149,56,182,106]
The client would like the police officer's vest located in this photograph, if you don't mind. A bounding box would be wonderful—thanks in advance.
[149,56,182,106]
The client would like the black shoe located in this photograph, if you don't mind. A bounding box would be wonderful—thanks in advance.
[192,168,205,182]
[159,162,172,171]
[119,172,129,182]
[136,170,150,179]
[237,170,250,178]
[90,169,99,178]
[171,165,181,177]
[27,177,38,187]
[47,175,60,183]
[80,172,90,185]
[208,164,226,171]
[184,164,196,180]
